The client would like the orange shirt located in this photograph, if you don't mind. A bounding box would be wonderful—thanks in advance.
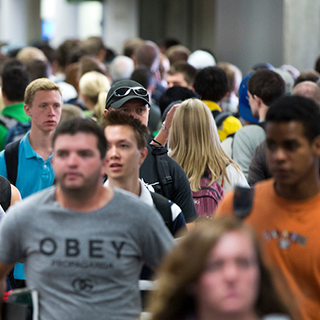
[216,179,320,320]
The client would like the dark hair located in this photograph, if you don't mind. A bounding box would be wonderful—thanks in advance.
[168,62,197,86]
[56,39,80,68]
[159,86,199,115]
[26,59,49,81]
[78,55,107,78]
[2,65,30,101]
[266,95,320,142]
[248,70,285,106]
[294,70,320,87]
[52,118,107,159]
[103,111,149,149]
[131,66,154,89]
[193,67,228,102]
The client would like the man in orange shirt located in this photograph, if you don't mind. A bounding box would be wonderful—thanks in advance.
[216,95,320,320]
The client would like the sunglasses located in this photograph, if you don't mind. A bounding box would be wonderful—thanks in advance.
[106,86,148,108]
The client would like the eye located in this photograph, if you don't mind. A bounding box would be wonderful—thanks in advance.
[120,144,129,149]
[205,260,223,272]
[236,258,250,269]
[136,107,146,115]
[78,150,93,158]
[56,150,68,158]
[266,140,277,151]
[283,141,299,151]
[54,104,61,109]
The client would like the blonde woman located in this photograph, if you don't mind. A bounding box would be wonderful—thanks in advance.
[147,217,292,320]
[168,98,248,194]
[78,71,110,124]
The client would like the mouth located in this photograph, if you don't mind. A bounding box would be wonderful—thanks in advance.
[109,163,122,172]
[64,172,82,180]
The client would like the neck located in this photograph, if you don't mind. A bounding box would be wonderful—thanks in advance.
[108,176,141,196]
[28,128,54,161]
[258,103,269,121]
[274,165,320,200]
[55,184,112,212]
[4,99,22,107]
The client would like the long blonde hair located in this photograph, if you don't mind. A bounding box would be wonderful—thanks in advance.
[169,98,239,191]
[79,71,110,123]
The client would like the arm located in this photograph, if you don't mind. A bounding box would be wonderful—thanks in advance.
[10,184,21,206]
[0,262,14,316]
[151,104,180,146]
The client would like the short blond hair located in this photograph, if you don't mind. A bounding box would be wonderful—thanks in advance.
[24,78,62,106]
[17,46,47,64]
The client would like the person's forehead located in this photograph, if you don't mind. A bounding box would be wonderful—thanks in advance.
[266,121,305,138]
[54,133,98,149]
[33,90,62,102]
[105,125,137,143]
[118,98,148,109]
[168,72,185,80]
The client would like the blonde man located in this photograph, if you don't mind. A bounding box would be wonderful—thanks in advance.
[0,78,62,287]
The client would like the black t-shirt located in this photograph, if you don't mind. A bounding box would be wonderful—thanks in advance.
[140,145,198,223]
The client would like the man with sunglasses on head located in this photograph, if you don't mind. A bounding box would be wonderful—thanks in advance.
[104,80,198,228]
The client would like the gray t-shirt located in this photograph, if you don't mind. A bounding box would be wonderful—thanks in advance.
[0,186,173,320]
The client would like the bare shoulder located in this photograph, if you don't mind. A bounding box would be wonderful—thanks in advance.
[10,184,21,206]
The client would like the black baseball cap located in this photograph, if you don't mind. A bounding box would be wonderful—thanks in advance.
[105,79,150,110]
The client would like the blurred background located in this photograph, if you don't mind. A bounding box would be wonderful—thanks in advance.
[0,0,319,74]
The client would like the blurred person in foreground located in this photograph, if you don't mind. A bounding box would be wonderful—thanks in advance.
[148,217,292,320]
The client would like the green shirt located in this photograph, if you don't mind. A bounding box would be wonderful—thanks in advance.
[0,102,30,151]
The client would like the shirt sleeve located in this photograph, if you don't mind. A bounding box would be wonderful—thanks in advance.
[169,201,187,236]
[0,207,24,264]
[140,206,174,268]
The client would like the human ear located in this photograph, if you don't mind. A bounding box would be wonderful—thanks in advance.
[24,104,32,117]
[139,147,148,165]
[312,135,320,156]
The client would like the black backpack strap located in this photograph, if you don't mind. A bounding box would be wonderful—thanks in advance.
[233,186,255,220]
[215,111,233,128]
[149,144,173,199]
[150,192,173,235]
[4,139,21,186]
[0,176,11,211]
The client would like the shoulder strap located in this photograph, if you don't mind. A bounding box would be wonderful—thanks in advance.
[150,192,173,235]
[215,112,233,128]
[149,144,173,199]
[233,186,255,220]
[0,176,11,211]
[4,139,21,186]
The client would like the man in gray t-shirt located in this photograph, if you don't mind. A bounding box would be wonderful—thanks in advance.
[0,118,173,320]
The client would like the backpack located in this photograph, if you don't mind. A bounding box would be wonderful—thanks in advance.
[191,173,224,218]
[150,191,173,235]
[4,140,20,186]
[149,143,173,199]
[0,115,30,146]
[6,121,31,146]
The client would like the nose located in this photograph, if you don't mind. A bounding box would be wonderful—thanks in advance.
[273,147,287,162]
[222,262,239,283]
[48,105,55,116]
[107,145,119,159]
[67,152,79,166]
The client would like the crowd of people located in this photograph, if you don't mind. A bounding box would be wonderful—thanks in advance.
[0,35,320,319]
